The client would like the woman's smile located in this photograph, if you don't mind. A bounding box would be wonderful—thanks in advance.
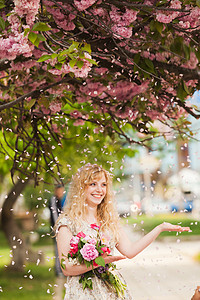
[85,174,107,206]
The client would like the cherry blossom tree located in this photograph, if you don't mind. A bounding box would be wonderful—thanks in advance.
[0,0,200,184]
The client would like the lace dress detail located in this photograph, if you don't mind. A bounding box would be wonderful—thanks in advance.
[55,215,133,300]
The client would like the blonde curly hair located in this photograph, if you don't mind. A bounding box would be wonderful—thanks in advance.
[60,163,120,242]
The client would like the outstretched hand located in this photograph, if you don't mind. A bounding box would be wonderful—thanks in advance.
[159,222,191,232]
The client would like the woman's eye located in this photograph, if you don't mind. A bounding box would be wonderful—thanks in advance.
[102,183,107,187]
[90,183,96,186]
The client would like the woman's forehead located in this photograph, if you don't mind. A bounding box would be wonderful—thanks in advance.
[90,171,106,182]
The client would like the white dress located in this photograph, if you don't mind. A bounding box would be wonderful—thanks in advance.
[56,216,133,300]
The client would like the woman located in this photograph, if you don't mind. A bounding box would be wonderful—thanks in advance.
[55,163,190,299]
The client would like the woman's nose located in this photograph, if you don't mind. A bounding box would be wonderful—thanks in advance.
[96,184,102,192]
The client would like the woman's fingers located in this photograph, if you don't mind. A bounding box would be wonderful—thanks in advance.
[161,222,191,232]
[104,254,126,263]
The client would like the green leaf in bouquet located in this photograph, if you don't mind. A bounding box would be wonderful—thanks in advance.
[108,272,115,284]
[84,260,91,268]
[79,271,94,290]
[95,256,105,267]
[98,249,104,254]
[61,258,65,270]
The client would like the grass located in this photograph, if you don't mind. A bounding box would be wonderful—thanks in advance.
[0,264,55,300]
[123,213,200,238]
[0,229,57,300]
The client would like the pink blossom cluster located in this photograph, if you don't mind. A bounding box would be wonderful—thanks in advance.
[108,81,149,101]
[181,52,198,70]
[0,0,39,60]
[75,80,150,112]
[185,80,198,88]
[49,101,62,113]
[73,119,85,126]
[80,80,106,97]
[74,0,96,11]
[110,6,138,39]
[110,105,138,122]
[51,123,59,133]
[10,60,37,71]
[112,25,133,39]
[14,0,40,25]
[70,110,89,126]
[156,0,181,24]
[80,80,149,102]
[7,14,21,33]
[94,67,108,75]
[91,7,107,18]
[44,1,76,31]
[70,110,83,119]
[110,6,138,26]
[143,0,154,4]
[0,32,34,60]
[179,6,200,29]
[69,58,93,78]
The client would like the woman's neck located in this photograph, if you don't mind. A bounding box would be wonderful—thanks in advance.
[85,207,98,224]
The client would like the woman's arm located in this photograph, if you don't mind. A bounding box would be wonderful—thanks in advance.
[57,226,126,276]
[116,222,190,259]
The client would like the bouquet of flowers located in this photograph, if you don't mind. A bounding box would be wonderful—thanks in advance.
[61,223,126,298]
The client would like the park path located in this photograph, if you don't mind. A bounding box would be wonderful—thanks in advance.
[116,225,200,300]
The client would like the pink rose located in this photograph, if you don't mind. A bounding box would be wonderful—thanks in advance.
[80,243,99,261]
[101,247,111,255]
[69,245,78,254]
[70,236,80,245]
[69,235,80,254]
[90,223,100,231]
[77,231,86,238]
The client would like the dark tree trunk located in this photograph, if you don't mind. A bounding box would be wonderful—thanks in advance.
[1,178,39,271]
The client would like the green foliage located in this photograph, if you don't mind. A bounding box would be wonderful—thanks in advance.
[196,0,200,8]
[32,22,51,32]
[79,271,93,290]
[60,258,65,270]
[126,214,200,238]
[28,32,46,47]
[0,0,5,9]
[95,256,105,267]
[0,16,5,30]
[0,263,55,300]
[37,41,96,71]
[177,80,190,101]
[0,235,55,300]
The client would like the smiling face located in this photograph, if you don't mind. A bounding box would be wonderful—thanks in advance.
[84,173,107,208]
